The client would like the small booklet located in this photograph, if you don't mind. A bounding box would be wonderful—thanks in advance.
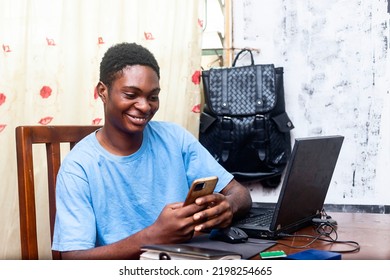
[140,244,242,260]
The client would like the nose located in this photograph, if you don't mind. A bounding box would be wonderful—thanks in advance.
[135,98,151,112]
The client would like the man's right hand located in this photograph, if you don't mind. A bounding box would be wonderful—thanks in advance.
[145,202,206,244]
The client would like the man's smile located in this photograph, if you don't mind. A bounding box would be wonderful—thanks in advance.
[126,114,149,125]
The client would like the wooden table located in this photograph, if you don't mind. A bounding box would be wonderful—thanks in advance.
[259,212,390,260]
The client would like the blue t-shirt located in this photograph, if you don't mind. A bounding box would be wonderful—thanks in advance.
[52,121,233,251]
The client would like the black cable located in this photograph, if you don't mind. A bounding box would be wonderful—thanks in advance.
[314,222,360,253]
[277,223,360,254]
[245,209,360,255]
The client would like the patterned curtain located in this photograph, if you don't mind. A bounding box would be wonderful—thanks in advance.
[0,0,203,259]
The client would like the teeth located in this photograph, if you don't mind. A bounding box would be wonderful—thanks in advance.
[130,115,147,121]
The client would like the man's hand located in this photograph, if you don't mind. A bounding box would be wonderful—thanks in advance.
[146,202,206,244]
[191,192,233,231]
[191,178,252,232]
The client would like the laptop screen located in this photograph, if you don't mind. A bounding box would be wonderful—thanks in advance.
[271,135,344,233]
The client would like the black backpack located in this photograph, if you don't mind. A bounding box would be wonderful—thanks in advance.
[199,49,294,187]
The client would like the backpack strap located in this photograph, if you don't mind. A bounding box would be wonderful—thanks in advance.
[252,114,267,161]
[220,116,233,162]
[232,49,254,66]
[221,70,229,115]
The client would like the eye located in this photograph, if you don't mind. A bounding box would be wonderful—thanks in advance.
[148,88,160,102]
[123,92,136,99]
[149,94,159,102]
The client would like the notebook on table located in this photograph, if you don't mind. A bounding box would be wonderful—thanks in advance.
[233,135,344,240]
[140,244,242,260]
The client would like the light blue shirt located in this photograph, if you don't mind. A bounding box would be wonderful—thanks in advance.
[52,121,233,251]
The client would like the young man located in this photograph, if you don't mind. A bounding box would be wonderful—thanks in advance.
[52,42,252,259]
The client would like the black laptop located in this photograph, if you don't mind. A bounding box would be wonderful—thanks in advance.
[233,135,344,239]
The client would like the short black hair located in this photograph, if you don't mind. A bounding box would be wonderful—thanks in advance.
[99,42,160,88]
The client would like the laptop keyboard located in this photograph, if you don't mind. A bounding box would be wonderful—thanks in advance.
[235,210,273,226]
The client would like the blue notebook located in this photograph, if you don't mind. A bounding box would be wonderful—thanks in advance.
[285,249,341,260]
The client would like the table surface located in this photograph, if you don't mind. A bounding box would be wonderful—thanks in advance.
[257,212,390,260]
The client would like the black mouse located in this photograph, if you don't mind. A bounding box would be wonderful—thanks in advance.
[209,227,248,244]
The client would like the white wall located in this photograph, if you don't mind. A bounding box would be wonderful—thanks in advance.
[232,0,390,206]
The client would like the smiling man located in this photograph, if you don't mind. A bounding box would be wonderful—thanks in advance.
[51,42,252,259]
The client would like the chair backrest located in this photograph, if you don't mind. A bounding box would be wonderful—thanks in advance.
[15,125,101,259]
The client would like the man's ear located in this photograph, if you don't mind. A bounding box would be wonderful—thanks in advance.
[96,81,108,103]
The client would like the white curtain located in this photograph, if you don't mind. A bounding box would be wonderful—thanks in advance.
[0,0,203,259]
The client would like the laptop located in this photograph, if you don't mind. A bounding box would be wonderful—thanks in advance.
[233,135,344,239]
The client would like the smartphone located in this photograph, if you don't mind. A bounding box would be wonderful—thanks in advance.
[183,176,218,206]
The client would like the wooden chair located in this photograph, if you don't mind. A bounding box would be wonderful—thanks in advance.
[15,125,101,259]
